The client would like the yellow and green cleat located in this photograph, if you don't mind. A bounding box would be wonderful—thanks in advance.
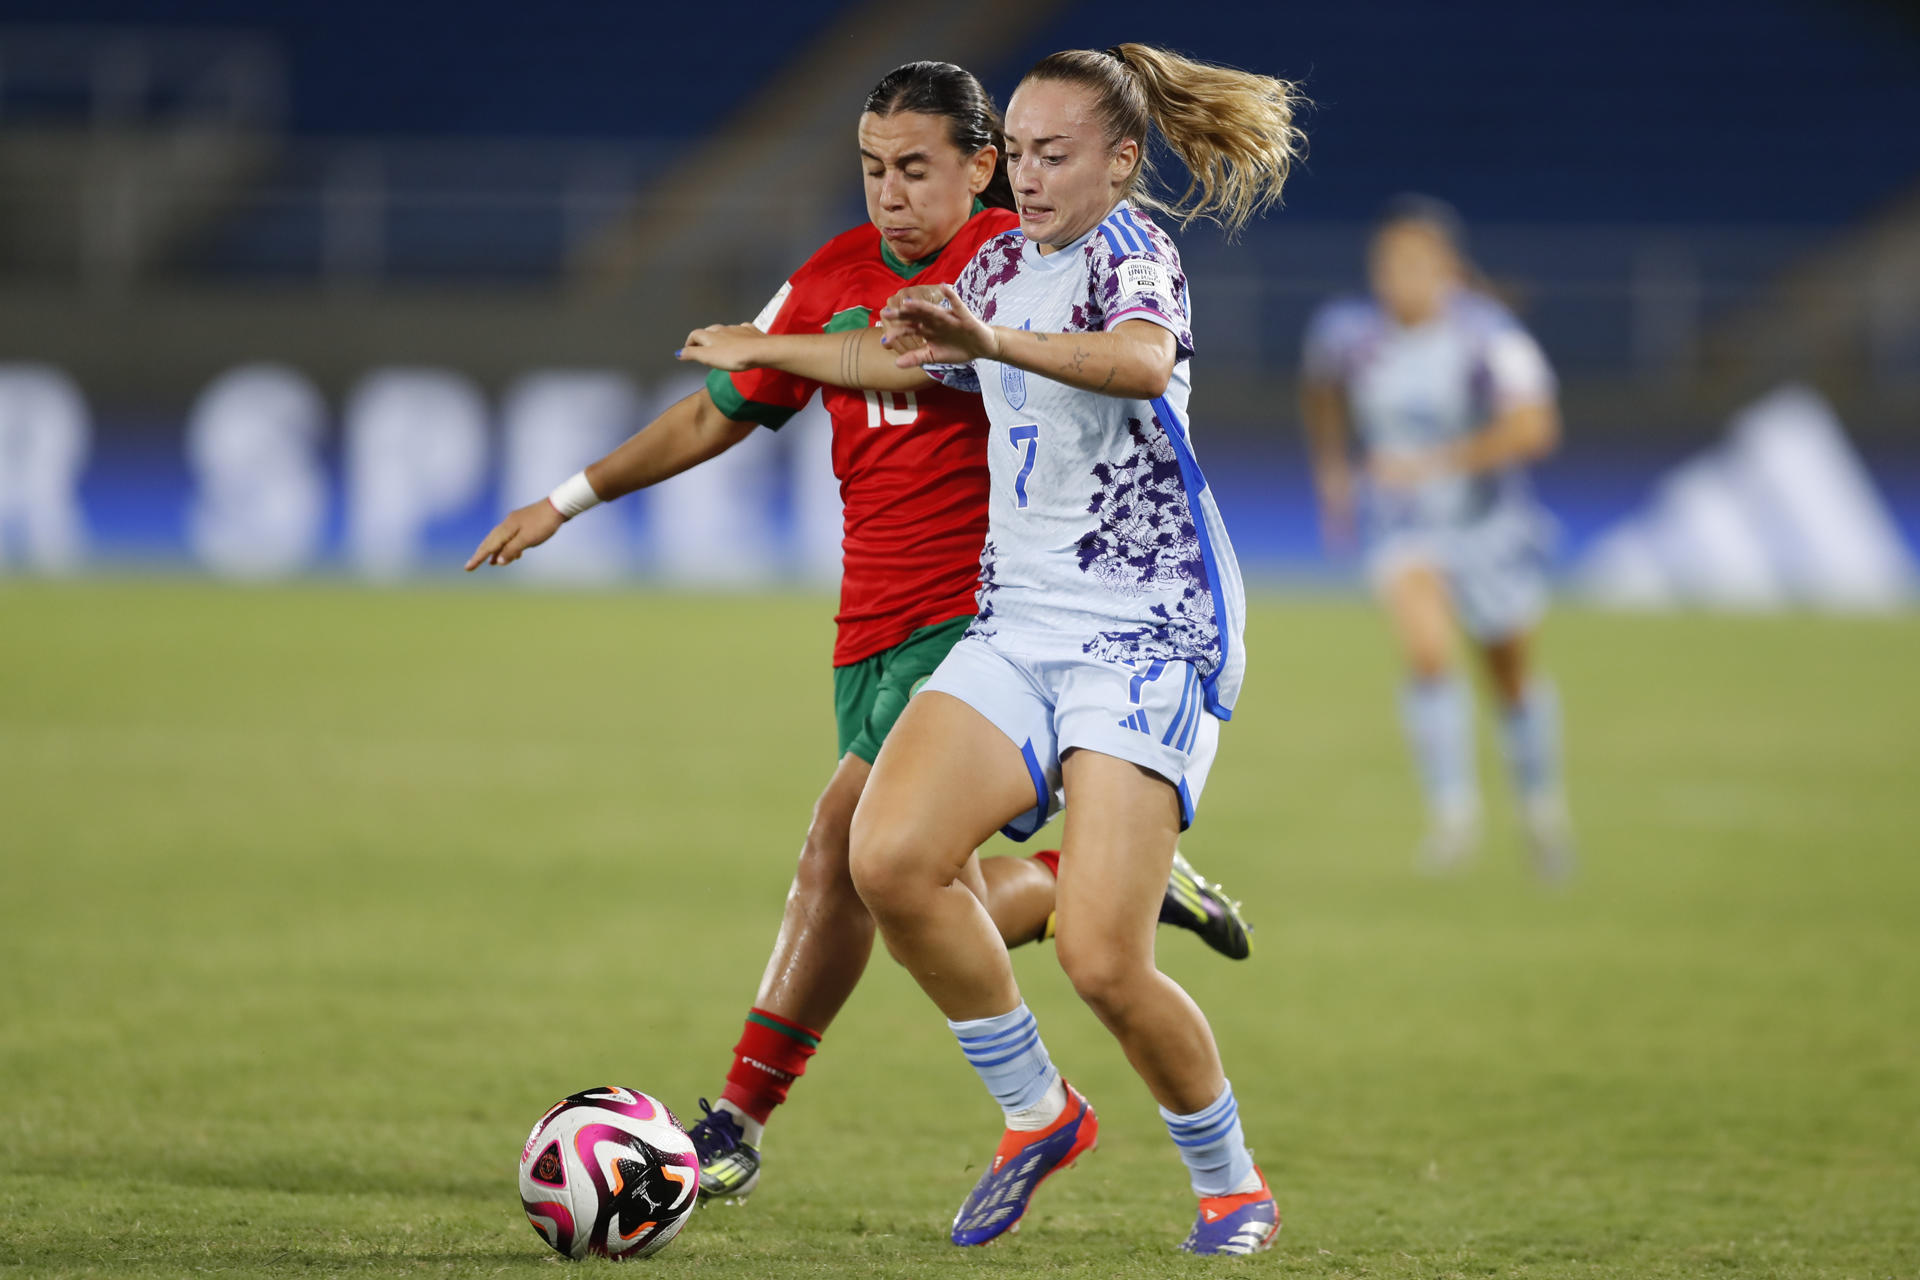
[687,1100,762,1203]
[1160,851,1253,960]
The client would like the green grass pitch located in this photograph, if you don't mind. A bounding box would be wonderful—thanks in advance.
[2,581,1916,1278]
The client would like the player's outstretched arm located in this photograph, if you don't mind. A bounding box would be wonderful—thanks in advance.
[1370,400,1560,493]
[1299,377,1356,552]
[465,389,754,570]
[882,285,1177,400]
[1447,400,1561,473]
[677,322,931,393]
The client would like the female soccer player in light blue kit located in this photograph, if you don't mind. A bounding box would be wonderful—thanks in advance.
[693,43,1298,1254]
[1300,199,1573,877]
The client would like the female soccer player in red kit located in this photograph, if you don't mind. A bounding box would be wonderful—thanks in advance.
[468,62,1251,1204]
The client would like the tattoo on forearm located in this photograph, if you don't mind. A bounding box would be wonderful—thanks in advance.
[1015,330,1123,392]
[840,331,861,388]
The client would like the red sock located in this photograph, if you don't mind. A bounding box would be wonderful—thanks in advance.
[1031,849,1061,878]
[720,1008,822,1125]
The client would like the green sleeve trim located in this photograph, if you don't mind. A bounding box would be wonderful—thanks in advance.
[704,366,799,430]
[823,306,872,334]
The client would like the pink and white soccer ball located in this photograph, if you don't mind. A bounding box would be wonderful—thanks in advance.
[517,1086,699,1260]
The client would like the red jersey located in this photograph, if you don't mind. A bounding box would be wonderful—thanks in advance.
[706,204,1018,667]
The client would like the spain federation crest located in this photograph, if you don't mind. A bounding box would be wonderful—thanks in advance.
[1001,320,1031,409]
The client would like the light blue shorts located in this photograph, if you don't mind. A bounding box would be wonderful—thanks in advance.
[1369,506,1554,643]
[919,632,1221,841]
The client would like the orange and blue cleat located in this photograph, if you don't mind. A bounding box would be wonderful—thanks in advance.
[949,1083,1099,1246]
[1179,1166,1281,1255]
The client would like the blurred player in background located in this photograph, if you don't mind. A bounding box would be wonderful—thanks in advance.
[1299,197,1573,878]
[468,61,1250,1206]
[688,41,1298,1254]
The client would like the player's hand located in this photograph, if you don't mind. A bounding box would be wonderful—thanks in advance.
[1370,449,1440,494]
[877,285,935,357]
[676,323,765,372]
[465,499,564,570]
[880,284,997,368]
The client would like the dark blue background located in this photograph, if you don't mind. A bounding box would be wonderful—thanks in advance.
[11,0,1917,224]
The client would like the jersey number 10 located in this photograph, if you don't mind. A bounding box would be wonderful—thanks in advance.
[864,390,918,429]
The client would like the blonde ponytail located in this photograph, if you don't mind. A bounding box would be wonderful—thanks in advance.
[1025,45,1305,239]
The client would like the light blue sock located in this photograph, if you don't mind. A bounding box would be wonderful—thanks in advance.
[1500,679,1563,802]
[1161,1080,1256,1197]
[949,1003,1060,1121]
[1400,675,1477,819]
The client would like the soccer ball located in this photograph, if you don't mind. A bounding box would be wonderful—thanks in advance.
[517,1086,700,1260]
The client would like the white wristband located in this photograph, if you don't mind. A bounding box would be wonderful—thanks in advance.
[547,470,603,520]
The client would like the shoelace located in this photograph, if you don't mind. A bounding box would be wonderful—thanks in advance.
[688,1098,744,1159]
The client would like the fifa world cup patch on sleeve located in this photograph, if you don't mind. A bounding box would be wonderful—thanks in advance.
[752,280,794,332]
[1118,259,1173,302]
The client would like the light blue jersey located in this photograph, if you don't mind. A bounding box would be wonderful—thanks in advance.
[1302,290,1558,641]
[929,203,1246,719]
[1302,290,1554,538]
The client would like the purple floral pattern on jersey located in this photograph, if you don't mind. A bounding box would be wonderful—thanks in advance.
[923,362,982,394]
[967,536,1002,637]
[1072,416,1216,664]
[956,233,1026,324]
[926,233,1025,391]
